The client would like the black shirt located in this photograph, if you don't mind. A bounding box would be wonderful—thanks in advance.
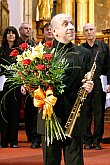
[17,37,35,47]
[0,47,16,74]
[82,39,110,83]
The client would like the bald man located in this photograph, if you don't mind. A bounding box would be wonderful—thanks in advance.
[37,14,94,165]
[82,23,110,150]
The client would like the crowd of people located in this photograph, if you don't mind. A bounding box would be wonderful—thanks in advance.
[0,13,110,165]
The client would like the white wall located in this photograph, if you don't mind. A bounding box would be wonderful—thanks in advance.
[7,0,23,31]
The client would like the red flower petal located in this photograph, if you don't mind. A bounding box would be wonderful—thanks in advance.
[44,54,52,60]
[35,64,45,70]
[10,49,19,57]
[22,59,31,65]
[19,42,28,50]
[45,41,53,48]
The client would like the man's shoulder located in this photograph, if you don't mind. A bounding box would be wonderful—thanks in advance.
[17,37,35,46]
[28,40,35,46]
[17,37,23,43]
[96,39,109,47]
[74,44,91,54]
[73,45,91,63]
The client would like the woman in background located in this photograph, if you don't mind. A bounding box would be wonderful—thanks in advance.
[0,26,21,148]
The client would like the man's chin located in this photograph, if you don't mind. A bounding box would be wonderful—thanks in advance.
[87,36,93,40]
[68,36,75,42]
[25,35,30,38]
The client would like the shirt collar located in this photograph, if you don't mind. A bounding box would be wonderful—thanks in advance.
[85,39,99,47]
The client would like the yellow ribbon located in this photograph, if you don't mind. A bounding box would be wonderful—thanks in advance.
[33,86,57,119]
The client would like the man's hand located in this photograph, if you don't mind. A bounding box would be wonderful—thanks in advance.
[82,79,94,93]
[106,84,110,93]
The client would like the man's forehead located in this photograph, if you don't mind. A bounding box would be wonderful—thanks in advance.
[84,24,94,30]
[22,23,30,28]
[60,16,72,22]
[44,26,51,30]
[51,14,73,28]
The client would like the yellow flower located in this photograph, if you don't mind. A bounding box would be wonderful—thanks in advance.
[17,55,23,62]
[17,43,44,62]
[25,50,32,59]
[31,42,44,60]
[22,50,31,58]
[34,42,44,51]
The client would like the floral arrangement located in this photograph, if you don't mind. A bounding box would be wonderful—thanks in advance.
[1,41,69,146]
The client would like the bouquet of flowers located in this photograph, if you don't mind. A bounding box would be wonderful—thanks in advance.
[1,41,69,146]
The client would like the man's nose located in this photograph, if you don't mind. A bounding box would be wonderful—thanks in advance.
[68,23,75,29]
[27,28,30,31]
[87,29,91,33]
[48,29,52,32]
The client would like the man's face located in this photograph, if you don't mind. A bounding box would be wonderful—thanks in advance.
[83,23,96,40]
[43,25,54,40]
[20,23,31,38]
[52,15,75,43]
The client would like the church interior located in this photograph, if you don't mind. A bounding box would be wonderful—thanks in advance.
[0,0,110,165]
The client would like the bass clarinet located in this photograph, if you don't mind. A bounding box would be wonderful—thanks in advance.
[65,51,99,138]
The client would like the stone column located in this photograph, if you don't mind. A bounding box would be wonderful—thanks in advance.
[89,0,94,24]
[76,0,88,34]
[29,0,32,26]
[61,0,74,17]
[23,0,32,28]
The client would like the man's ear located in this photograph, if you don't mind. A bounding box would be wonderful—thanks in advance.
[52,28,58,37]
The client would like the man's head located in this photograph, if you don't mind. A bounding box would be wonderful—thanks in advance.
[83,23,96,41]
[42,22,54,41]
[51,13,75,44]
[19,22,31,40]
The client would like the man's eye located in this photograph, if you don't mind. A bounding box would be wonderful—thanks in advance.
[85,28,93,32]
[63,22,68,26]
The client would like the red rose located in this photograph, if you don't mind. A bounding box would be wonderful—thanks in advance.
[19,42,28,50]
[10,49,18,57]
[35,64,45,70]
[22,59,31,65]
[45,41,53,48]
[44,54,52,61]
